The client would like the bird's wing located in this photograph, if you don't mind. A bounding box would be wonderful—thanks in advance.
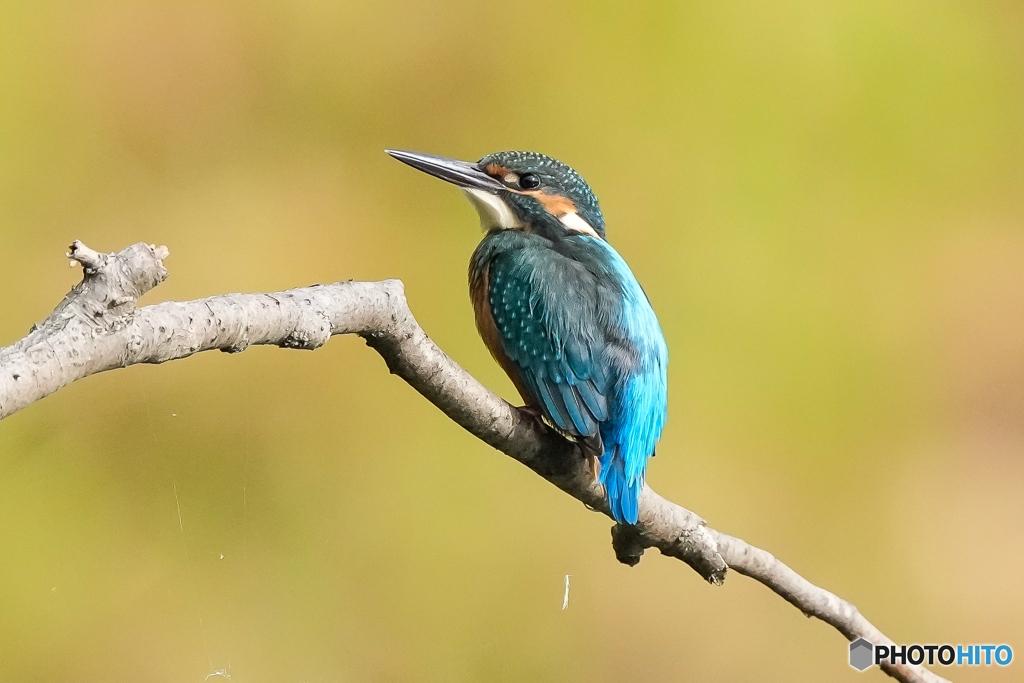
[488,246,617,443]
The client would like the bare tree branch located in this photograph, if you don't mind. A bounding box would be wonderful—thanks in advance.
[0,241,950,683]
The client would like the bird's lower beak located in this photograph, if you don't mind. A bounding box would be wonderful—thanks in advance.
[385,149,506,193]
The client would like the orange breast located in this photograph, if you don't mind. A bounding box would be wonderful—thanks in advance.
[469,260,537,407]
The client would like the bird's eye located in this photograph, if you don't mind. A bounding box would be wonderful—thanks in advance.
[519,173,541,190]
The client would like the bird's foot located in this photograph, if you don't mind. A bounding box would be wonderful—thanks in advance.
[516,405,545,423]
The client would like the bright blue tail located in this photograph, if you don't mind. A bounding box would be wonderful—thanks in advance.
[599,449,642,524]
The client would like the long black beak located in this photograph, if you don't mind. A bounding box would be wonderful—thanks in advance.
[385,149,505,193]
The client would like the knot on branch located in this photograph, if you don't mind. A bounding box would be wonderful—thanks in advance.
[69,241,169,296]
[66,241,170,325]
[660,525,728,586]
[280,312,332,350]
[611,523,649,566]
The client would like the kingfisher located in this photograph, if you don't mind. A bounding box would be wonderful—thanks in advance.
[386,149,668,524]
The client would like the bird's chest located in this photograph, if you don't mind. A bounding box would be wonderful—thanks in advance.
[468,256,498,352]
[468,249,536,403]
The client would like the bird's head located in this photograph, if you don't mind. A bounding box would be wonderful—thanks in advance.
[386,149,606,240]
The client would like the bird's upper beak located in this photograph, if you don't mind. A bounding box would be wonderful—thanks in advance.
[385,149,506,193]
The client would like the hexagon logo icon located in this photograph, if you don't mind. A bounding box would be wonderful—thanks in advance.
[849,638,874,671]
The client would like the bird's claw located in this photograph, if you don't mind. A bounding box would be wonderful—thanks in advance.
[516,405,545,422]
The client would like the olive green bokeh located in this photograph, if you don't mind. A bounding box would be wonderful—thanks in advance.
[1,1,1022,681]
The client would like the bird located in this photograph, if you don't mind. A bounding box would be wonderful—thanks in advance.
[386,149,668,525]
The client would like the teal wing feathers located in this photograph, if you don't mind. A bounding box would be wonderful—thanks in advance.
[487,248,612,442]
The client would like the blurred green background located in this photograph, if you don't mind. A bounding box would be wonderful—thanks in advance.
[1,1,1022,681]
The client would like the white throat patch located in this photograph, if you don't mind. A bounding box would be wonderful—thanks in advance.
[462,188,518,230]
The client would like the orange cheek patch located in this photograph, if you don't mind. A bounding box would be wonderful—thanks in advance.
[486,164,508,177]
[523,190,577,216]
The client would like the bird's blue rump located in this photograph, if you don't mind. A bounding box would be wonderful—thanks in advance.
[586,237,668,524]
